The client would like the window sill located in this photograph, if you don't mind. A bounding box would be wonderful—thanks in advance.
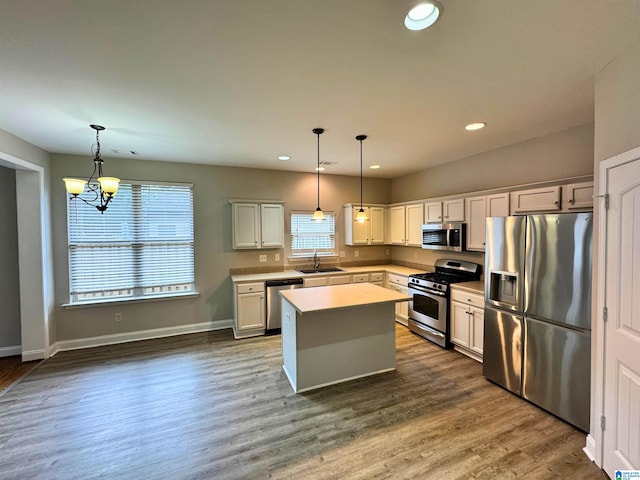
[288,254,338,262]
[62,291,199,309]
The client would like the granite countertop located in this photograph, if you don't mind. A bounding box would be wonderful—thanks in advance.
[231,264,428,283]
[451,281,484,294]
[280,283,411,314]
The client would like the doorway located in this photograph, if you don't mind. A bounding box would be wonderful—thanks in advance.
[0,151,52,362]
[593,146,640,477]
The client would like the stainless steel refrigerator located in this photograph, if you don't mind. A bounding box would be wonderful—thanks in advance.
[483,213,592,432]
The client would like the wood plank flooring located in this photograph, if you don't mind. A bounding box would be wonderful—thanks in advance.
[0,326,608,480]
[0,356,41,397]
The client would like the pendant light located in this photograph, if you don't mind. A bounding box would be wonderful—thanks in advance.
[355,134,369,223]
[63,124,120,214]
[311,128,326,221]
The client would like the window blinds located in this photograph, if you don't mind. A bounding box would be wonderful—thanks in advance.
[290,211,335,256]
[67,182,195,303]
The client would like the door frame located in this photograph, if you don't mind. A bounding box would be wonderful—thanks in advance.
[0,151,52,361]
[587,144,640,467]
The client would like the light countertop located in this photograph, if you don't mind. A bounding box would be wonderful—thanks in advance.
[231,264,427,283]
[280,283,411,314]
[451,281,484,294]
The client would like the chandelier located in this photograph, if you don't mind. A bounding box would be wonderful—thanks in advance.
[63,124,120,213]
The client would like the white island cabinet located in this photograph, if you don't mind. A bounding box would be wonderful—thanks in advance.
[280,283,410,393]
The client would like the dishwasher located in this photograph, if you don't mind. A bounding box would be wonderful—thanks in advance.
[265,278,304,333]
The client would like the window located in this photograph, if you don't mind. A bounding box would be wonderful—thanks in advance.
[290,211,335,257]
[67,181,195,304]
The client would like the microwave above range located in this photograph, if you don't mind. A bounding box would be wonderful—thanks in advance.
[422,222,466,252]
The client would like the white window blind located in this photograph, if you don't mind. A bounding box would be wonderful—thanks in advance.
[67,182,195,303]
[290,211,335,256]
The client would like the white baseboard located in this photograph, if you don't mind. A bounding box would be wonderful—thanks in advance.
[0,345,22,358]
[22,349,46,361]
[54,319,233,353]
[583,434,597,463]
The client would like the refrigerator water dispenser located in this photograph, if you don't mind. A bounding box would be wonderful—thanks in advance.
[489,271,518,306]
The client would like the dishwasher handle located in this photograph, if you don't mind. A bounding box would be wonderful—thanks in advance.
[265,278,304,287]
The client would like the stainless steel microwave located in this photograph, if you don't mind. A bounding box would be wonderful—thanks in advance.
[421,222,466,251]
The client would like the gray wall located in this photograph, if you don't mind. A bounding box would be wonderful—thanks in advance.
[51,155,392,341]
[0,166,21,350]
[589,38,640,441]
[391,123,594,203]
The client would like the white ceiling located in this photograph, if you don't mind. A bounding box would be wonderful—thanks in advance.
[1,0,639,179]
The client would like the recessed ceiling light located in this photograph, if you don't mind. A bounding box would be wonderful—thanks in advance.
[405,2,442,31]
[465,122,487,131]
[315,166,326,172]
[369,165,381,170]
[278,155,290,161]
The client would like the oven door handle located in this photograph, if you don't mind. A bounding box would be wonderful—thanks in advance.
[410,320,445,338]
[410,288,446,297]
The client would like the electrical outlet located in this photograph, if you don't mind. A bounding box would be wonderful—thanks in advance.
[114,313,122,323]
[386,249,390,256]
[340,251,346,258]
[355,250,359,257]
[259,254,267,262]
[275,253,280,261]
[413,251,418,259]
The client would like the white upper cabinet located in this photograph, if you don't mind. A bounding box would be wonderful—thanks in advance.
[424,202,443,223]
[344,205,386,245]
[510,182,593,214]
[510,186,561,214]
[389,204,423,246]
[424,199,464,223]
[487,193,510,217]
[231,201,284,249]
[465,193,510,251]
[443,199,465,222]
[260,204,285,247]
[562,181,594,211]
[465,196,487,251]
[406,204,424,246]
[389,206,406,245]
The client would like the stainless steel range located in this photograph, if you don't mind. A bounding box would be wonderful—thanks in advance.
[408,259,482,348]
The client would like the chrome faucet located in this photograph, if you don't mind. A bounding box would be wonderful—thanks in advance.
[313,250,320,270]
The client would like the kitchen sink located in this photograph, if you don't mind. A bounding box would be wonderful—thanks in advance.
[297,268,344,274]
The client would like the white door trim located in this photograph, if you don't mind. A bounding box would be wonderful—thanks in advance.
[588,144,640,467]
[0,151,51,361]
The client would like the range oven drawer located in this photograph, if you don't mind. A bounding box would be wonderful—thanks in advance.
[408,319,447,348]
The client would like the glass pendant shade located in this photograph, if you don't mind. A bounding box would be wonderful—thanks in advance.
[98,177,120,195]
[312,207,325,221]
[355,208,368,223]
[63,178,87,195]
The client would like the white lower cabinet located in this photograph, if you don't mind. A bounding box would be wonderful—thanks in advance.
[303,276,328,288]
[386,272,409,326]
[450,288,484,362]
[329,275,351,285]
[233,282,266,338]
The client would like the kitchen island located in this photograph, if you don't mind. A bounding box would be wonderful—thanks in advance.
[280,283,411,393]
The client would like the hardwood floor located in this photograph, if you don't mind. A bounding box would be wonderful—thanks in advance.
[0,326,608,480]
[0,356,40,397]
